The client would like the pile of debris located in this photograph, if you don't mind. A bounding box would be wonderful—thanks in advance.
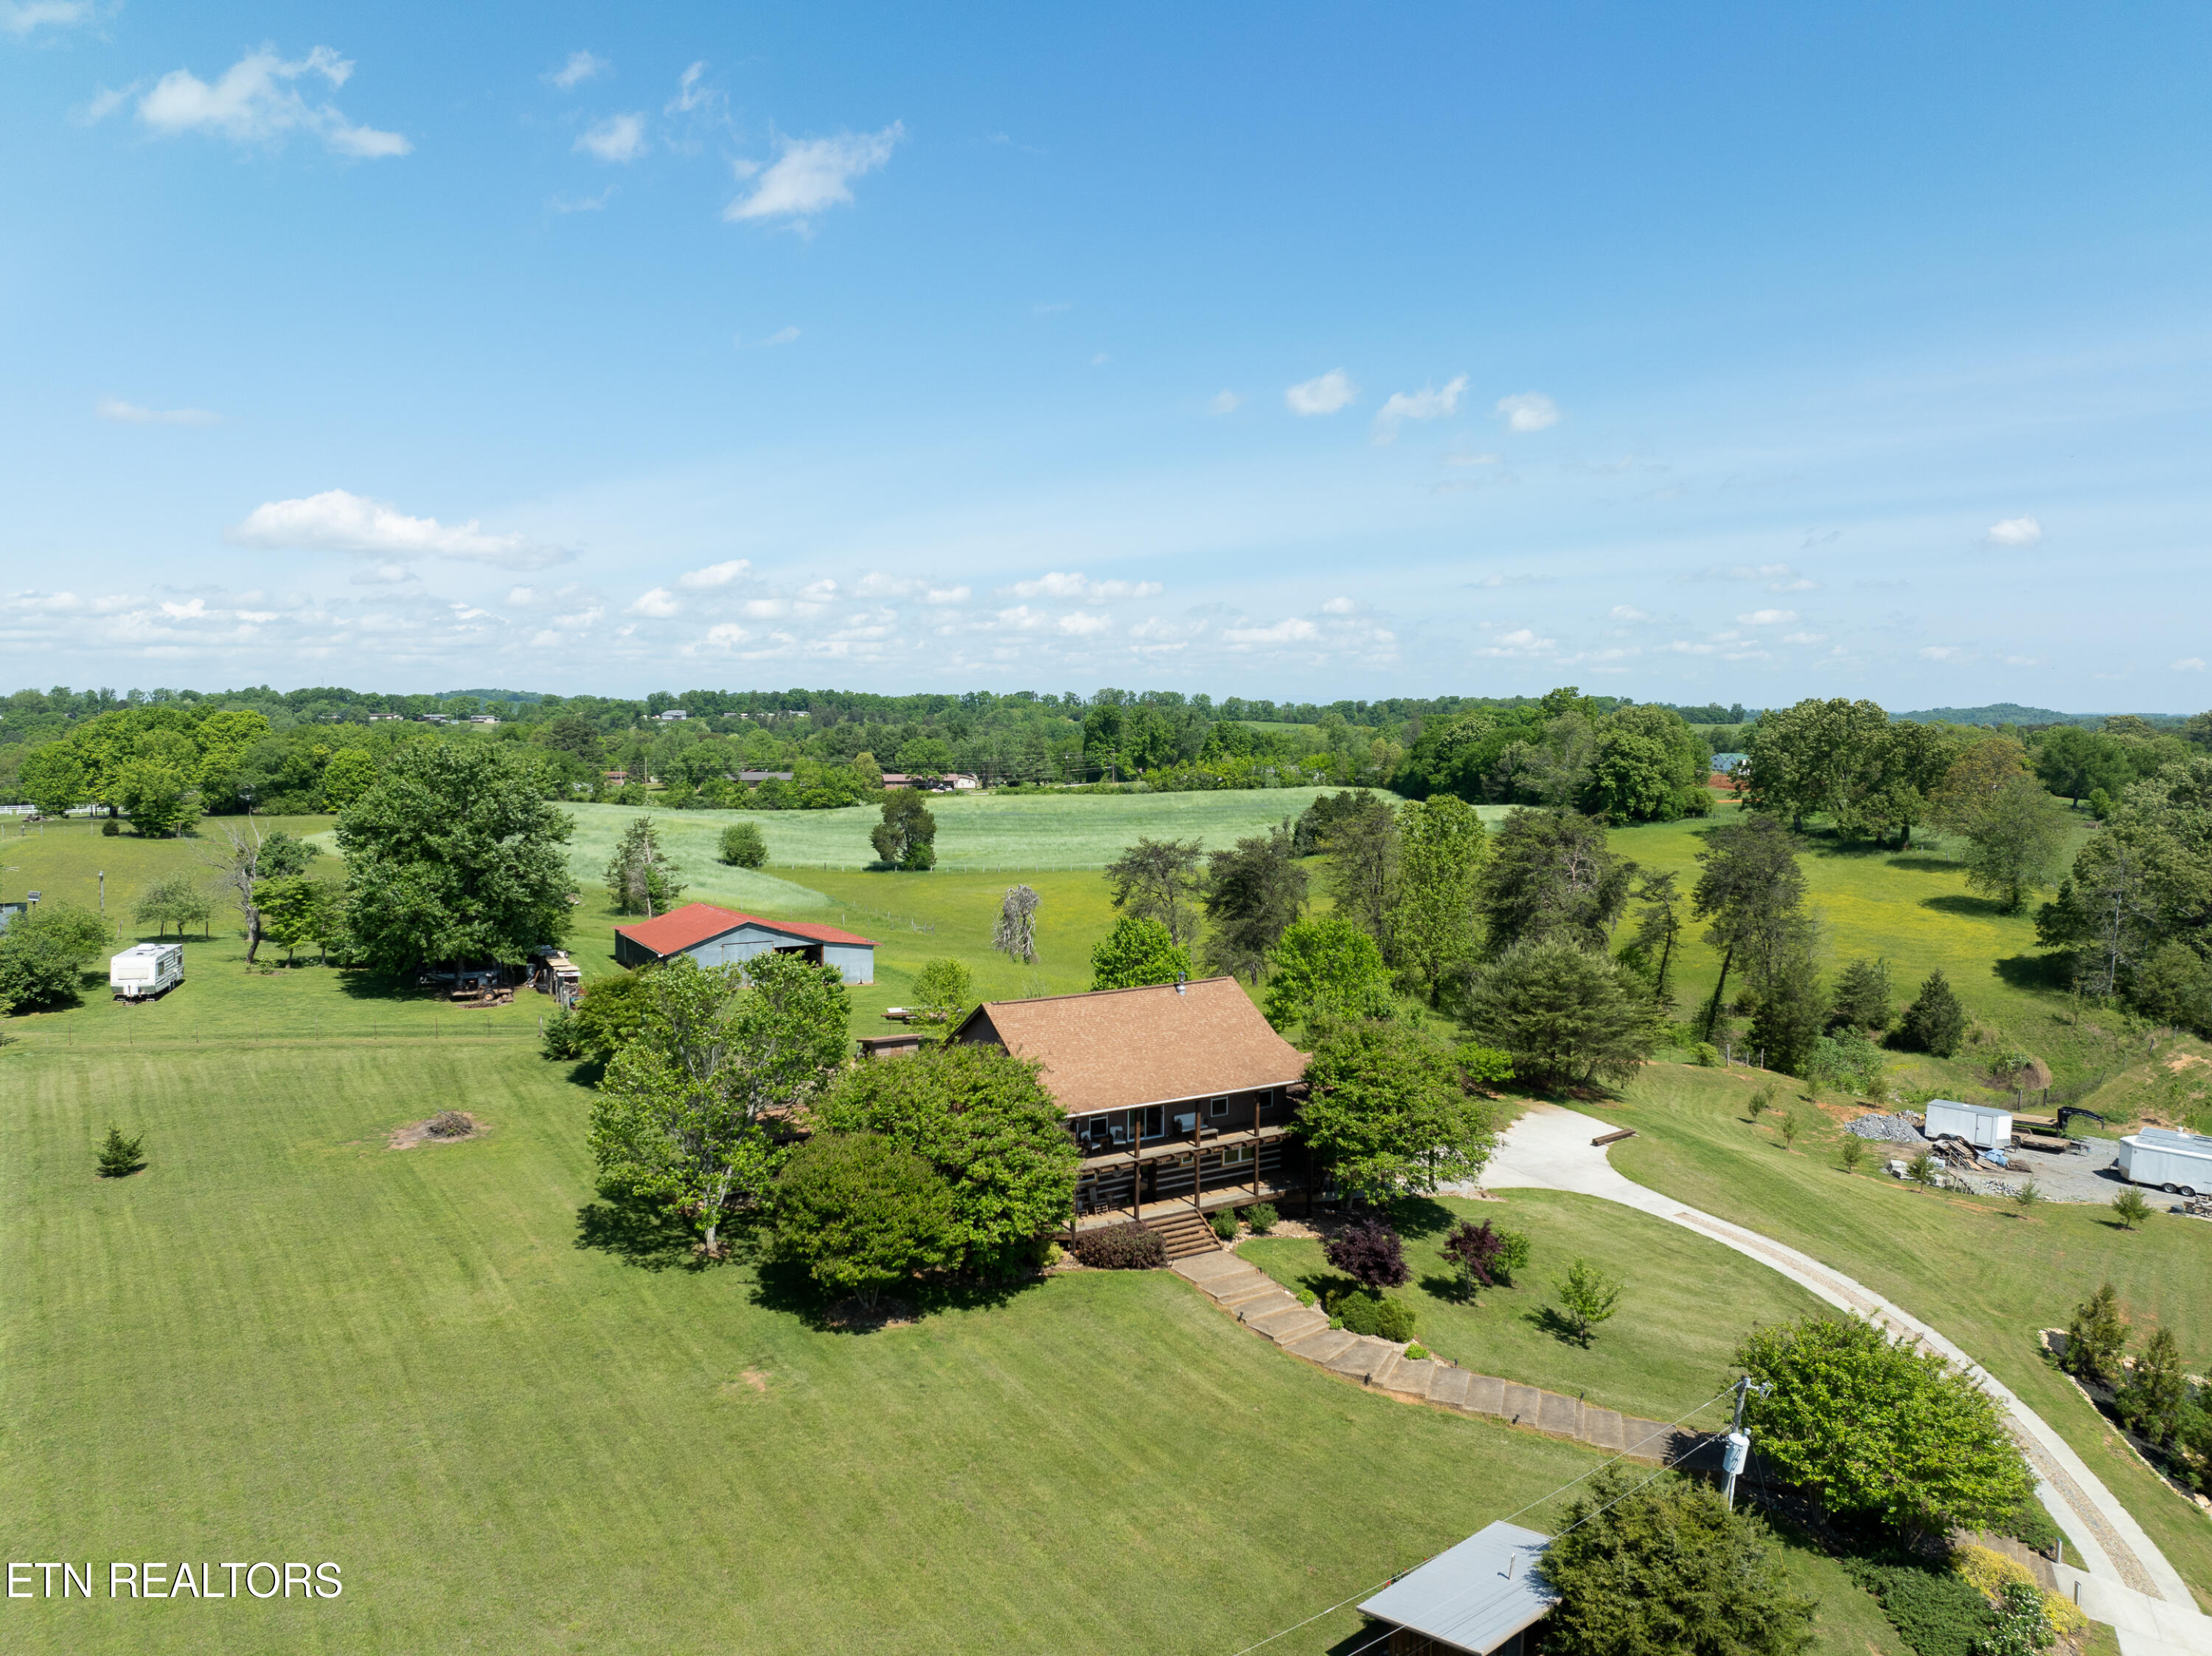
[1848,1112,1924,1146]
[2178,1194,2212,1222]
[1930,1133,2010,1172]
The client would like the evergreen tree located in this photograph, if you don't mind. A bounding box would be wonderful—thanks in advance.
[1475,809,1631,955]
[95,1125,145,1177]
[1829,956,1893,1032]
[1200,822,1307,981]
[1618,869,1684,1008]
[1750,941,1826,1077]
[2063,1283,2128,1387]
[1453,938,1655,1088]
[1897,968,1966,1056]
[2119,1327,2187,1447]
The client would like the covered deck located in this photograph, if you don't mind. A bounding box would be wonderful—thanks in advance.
[1066,1122,1307,1233]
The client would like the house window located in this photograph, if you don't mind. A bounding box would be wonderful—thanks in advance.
[1220,1144,1253,1168]
[1139,1105,1166,1140]
[1209,1096,1230,1119]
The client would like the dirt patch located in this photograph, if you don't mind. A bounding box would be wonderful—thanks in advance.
[388,1112,490,1150]
[720,1368,770,1396]
[824,1296,917,1331]
[2165,1053,2208,1074]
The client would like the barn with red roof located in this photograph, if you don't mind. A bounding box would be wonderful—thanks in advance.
[612,902,876,984]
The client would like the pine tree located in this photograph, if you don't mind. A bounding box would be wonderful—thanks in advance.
[1898,968,1966,1056]
[2119,1327,2186,1446]
[1829,957,1893,1032]
[95,1126,145,1178]
[2063,1282,2127,1387]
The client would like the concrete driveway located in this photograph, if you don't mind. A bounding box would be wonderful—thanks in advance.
[1483,1104,2212,1655]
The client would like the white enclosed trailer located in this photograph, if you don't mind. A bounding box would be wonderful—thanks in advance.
[2117,1127,2212,1196]
[110,942,184,1000]
[1924,1098,2012,1150]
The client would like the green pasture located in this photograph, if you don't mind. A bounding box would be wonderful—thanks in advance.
[1604,1061,2212,1608]
[564,787,1421,873]
[1241,1189,1831,1422]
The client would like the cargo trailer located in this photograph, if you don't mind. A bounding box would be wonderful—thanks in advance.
[2116,1127,2212,1197]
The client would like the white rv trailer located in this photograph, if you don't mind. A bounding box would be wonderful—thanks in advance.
[109,942,184,1001]
[2117,1127,2212,1196]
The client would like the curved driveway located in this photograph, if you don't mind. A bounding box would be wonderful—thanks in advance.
[1484,1104,2212,1656]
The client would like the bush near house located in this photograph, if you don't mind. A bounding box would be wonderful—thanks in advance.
[1070,1223,1166,1270]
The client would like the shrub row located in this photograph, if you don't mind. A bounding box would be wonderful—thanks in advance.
[1071,1224,1166,1270]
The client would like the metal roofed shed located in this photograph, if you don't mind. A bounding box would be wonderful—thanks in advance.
[1359,1521,1557,1656]
[1924,1098,2011,1150]
[2118,1127,2212,1197]
[612,902,876,984]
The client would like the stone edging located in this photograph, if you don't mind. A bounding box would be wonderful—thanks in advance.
[1171,1253,1720,1469]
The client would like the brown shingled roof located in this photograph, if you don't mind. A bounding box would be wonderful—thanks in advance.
[951,978,1309,1116]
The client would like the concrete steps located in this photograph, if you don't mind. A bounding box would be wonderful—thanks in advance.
[1169,1249,1705,1465]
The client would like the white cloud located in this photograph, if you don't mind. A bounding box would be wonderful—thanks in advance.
[799,578,839,602]
[1985,515,2043,547]
[550,189,612,214]
[505,587,538,605]
[3,0,90,36]
[1208,390,1240,415]
[1610,605,1653,622]
[677,558,749,590]
[576,113,646,163]
[925,586,970,605]
[666,61,715,117]
[1737,609,1797,625]
[742,598,787,619]
[1001,571,1161,602]
[759,326,801,347]
[546,51,608,91]
[2174,658,2207,672]
[97,397,219,426]
[1919,645,1965,661]
[136,46,410,159]
[1322,596,1356,615]
[1224,617,1321,647]
[1781,631,1827,645]
[1697,561,1818,592]
[725,123,903,223]
[229,488,568,569]
[701,622,750,647]
[1495,392,1561,432]
[1371,374,1467,443]
[627,587,681,618]
[1056,612,1112,636]
[1284,370,1356,416]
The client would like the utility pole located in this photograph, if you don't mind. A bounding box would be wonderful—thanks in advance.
[1722,1376,1767,1510]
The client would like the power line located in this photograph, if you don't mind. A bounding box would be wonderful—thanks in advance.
[1220,1380,1739,1656]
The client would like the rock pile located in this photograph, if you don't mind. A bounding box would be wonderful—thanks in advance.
[1848,1112,1924,1146]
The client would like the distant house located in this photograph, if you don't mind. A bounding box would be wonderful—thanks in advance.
[613,901,875,984]
[468,714,500,726]
[655,709,689,721]
[1357,1522,1557,1656]
[604,770,629,784]
[418,713,451,724]
[735,770,794,784]
[949,978,1311,1238]
[878,772,914,788]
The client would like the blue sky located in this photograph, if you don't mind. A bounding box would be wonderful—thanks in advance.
[3,2,2209,708]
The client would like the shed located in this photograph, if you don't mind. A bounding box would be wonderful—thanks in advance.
[1924,1098,2011,1149]
[613,901,875,984]
[1358,1522,1557,1656]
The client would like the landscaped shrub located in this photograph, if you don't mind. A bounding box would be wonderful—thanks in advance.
[1953,1545,2084,1641]
[1842,1559,1994,1656]
[1208,1209,1238,1241]
[1695,1042,1722,1067]
[1324,1217,1411,1289]
[1244,1203,1278,1234]
[717,822,768,868]
[1070,1223,1166,1270]
[1405,1343,1430,1361]
[1295,1287,1317,1307]
[1329,1290,1416,1342]
[540,1003,587,1060]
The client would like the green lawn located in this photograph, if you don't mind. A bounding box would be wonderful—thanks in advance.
[1601,1060,2212,1609]
[1240,1189,1832,1422]
[565,787,1422,873]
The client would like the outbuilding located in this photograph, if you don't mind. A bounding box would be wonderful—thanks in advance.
[613,901,875,984]
[1357,1521,1557,1656]
[1924,1098,2011,1150]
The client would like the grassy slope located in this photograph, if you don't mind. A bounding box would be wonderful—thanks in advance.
[1599,1062,2212,1608]
[2,932,1615,1656]
[1240,1190,1832,1422]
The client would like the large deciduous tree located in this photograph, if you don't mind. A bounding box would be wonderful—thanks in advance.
[871,788,938,870]
[1261,915,1393,1030]
[20,743,86,819]
[815,1042,1079,1276]
[338,742,577,975]
[1103,836,1207,947]
[1738,1315,2035,1541]
[1089,913,1192,991]
[1475,809,1632,956]
[1740,697,1891,832]
[2039,756,2212,1012]
[1691,813,1809,1037]
[1540,1471,1818,1656]
[0,902,111,1014]
[1295,1020,1498,1202]
[1201,821,1307,980]
[1388,793,1487,1000]
[771,1133,959,1307]
[588,952,851,1256]
[1960,774,2068,913]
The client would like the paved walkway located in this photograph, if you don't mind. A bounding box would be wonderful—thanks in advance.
[1171,1250,1723,1468]
[1481,1104,2212,1654]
